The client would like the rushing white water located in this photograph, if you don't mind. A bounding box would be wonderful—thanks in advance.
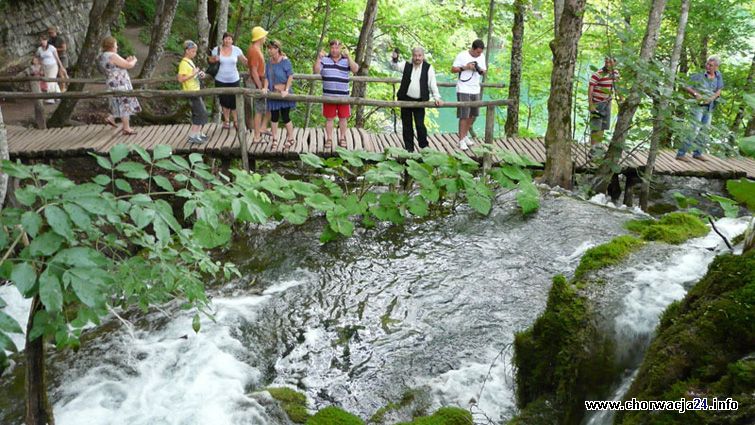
[0,284,30,353]
[0,195,750,425]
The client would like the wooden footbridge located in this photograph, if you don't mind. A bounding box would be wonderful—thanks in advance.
[5,123,754,178]
[1,80,754,179]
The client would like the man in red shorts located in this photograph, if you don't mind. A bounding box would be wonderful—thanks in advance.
[313,39,359,148]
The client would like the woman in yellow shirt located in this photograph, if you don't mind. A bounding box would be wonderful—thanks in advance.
[177,40,209,144]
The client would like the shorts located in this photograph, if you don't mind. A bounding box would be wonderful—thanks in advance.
[254,97,267,114]
[323,103,350,119]
[215,80,239,110]
[456,92,481,119]
[590,100,611,132]
[190,97,208,126]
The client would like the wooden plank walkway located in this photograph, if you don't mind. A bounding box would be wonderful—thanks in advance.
[5,124,755,178]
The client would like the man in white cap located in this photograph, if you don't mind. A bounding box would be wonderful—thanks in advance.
[246,26,270,143]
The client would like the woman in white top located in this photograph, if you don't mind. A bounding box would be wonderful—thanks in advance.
[209,32,247,129]
[36,34,67,103]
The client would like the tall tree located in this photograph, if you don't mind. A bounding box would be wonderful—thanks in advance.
[553,0,564,35]
[197,0,211,67]
[640,0,690,210]
[214,0,230,46]
[0,106,7,211]
[137,0,180,81]
[542,0,588,189]
[352,0,379,128]
[47,0,126,127]
[591,0,669,194]
[505,0,525,136]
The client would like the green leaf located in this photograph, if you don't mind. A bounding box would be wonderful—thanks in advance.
[115,162,149,179]
[129,205,156,229]
[305,193,336,211]
[319,224,339,243]
[0,311,23,334]
[192,313,201,333]
[420,185,440,203]
[153,145,173,160]
[517,180,540,215]
[14,187,37,206]
[51,247,109,268]
[407,196,429,217]
[90,154,112,170]
[335,147,364,167]
[706,194,740,218]
[154,160,183,172]
[500,164,529,182]
[39,267,63,312]
[63,203,92,230]
[115,179,133,193]
[45,205,74,241]
[193,220,232,249]
[29,232,65,257]
[132,146,151,163]
[279,203,309,225]
[326,210,354,236]
[64,268,109,307]
[467,190,492,215]
[0,331,18,353]
[171,155,191,170]
[739,135,755,158]
[189,153,204,164]
[289,180,318,197]
[0,160,32,179]
[21,211,43,238]
[109,144,130,165]
[92,174,111,186]
[299,152,325,168]
[153,216,171,242]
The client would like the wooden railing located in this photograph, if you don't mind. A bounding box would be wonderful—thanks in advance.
[0,87,509,171]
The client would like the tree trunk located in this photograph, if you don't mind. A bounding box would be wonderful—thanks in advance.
[505,0,525,137]
[214,0,230,46]
[25,296,54,425]
[352,0,379,128]
[542,0,587,189]
[640,0,689,210]
[47,0,126,127]
[137,0,180,81]
[232,2,246,41]
[197,0,211,67]
[0,105,7,211]
[731,54,755,134]
[698,34,709,70]
[746,117,755,137]
[591,0,668,194]
[305,0,331,128]
[484,0,495,80]
[553,0,564,36]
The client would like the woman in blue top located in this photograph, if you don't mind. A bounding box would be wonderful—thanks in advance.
[265,40,296,150]
[209,32,247,129]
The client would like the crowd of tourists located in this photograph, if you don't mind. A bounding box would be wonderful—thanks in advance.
[27,24,723,157]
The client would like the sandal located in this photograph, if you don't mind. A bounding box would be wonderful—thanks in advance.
[270,138,278,150]
[283,139,295,152]
[105,116,117,128]
[338,138,347,148]
[325,139,333,149]
[122,129,137,136]
[222,122,231,130]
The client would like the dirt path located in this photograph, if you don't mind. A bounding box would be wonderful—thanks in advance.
[1,26,179,126]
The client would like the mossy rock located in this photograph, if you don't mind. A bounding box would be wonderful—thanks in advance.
[369,389,425,423]
[307,406,364,425]
[616,252,755,424]
[506,397,559,424]
[395,407,473,425]
[726,178,755,210]
[625,212,709,245]
[574,235,644,279]
[647,202,678,215]
[513,275,616,424]
[267,387,309,423]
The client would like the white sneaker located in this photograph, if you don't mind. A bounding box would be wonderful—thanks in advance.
[459,137,469,150]
[45,99,55,104]
[466,136,476,145]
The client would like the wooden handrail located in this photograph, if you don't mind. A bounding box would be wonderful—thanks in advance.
[0,73,507,88]
[0,88,511,108]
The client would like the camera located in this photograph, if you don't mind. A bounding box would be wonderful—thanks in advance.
[472,61,483,75]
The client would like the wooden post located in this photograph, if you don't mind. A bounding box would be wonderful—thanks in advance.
[30,80,46,129]
[392,83,397,134]
[235,93,249,171]
[483,104,495,176]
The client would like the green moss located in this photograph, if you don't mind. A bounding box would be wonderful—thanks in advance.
[506,397,559,425]
[307,406,364,425]
[395,407,473,425]
[647,203,678,215]
[513,275,616,424]
[369,389,421,423]
[625,212,709,245]
[726,178,755,210]
[267,387,309,423]
[616,252,755,424]
[574,236,644,279]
